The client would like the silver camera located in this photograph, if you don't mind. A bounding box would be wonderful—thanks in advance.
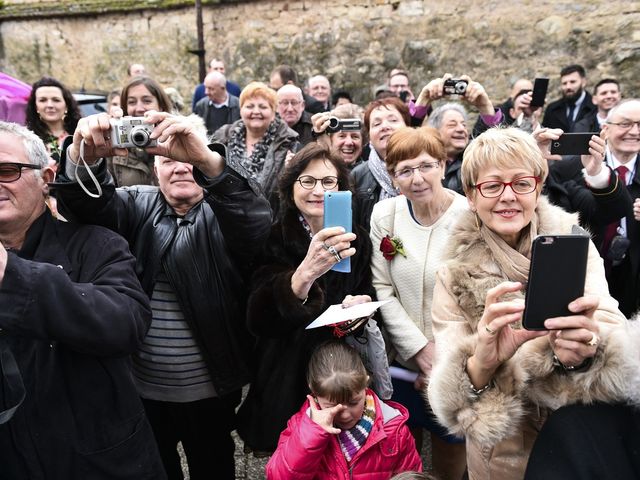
[326,116,362,134]
[110,117,157,149]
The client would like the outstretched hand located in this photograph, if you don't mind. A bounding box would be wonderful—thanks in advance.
[307,395,342,435]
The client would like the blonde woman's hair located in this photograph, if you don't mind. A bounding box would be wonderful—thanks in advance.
[461,127,548,196]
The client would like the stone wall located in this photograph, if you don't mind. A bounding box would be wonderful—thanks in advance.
[1,0,639,109]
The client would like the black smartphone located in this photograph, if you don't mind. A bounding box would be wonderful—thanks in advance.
[530,78,549,108]
[323,191,352,273]
[522,235,589,330]
[550,132,597,156]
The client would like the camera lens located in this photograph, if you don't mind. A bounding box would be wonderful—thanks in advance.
[131,127,150,147]
[328,117,340,129]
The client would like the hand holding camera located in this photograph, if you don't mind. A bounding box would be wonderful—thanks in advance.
[311,112,361,135]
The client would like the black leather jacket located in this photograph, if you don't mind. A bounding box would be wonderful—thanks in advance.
[54,145,272,395]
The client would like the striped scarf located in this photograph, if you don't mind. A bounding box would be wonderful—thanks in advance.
[338,393,376,463]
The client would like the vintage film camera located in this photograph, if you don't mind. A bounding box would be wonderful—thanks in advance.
[110,117,157,149]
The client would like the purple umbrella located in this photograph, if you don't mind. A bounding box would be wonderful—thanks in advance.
[0,72,32,125]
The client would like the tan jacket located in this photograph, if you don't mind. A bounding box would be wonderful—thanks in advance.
[427,197,633,480]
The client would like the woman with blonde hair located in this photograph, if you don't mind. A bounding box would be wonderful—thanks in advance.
[427,127,630,479]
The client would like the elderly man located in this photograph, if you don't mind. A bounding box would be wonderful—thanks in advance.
[54,112,272,479]
[0,121,164,478]
[194,71,240,136]
[191,58,242,111]
[418,74,502,195]
[127,62,146,77]
[543,64,597,131]
[270,65,324,114]
[277,84,313,146]
[307,74,332,111]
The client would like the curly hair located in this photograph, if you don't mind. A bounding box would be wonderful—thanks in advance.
[26,77,81,142]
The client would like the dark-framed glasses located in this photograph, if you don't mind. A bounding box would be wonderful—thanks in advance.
[296,175,339,190]
[474,176,540,198]
[606,120,640,130]
[394,162,439,180]
[0,163,42,183]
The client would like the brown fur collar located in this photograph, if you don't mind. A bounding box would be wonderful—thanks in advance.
[444,196,579,331]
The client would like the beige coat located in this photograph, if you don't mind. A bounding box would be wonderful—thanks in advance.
[427,197,634,480]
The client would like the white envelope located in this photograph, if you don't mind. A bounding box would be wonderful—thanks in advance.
[306,300,390,329]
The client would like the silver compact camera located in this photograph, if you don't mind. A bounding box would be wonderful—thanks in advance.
[443,79,468,95]
[326,116,362,134]
[110,117,157,149]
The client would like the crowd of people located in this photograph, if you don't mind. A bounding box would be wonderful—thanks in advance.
[0,58,639,480]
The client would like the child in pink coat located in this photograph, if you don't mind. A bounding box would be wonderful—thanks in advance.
[266,341,423,479]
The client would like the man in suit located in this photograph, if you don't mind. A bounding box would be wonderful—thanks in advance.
[193,71,240,136]
[598,99,640,316]
[573,79,622,134]
[542,64,597,132]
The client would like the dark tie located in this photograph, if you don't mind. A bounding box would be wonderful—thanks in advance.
[601,165,629,258]
[567,103,576,130]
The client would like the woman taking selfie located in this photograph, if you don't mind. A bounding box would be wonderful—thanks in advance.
[107,76,173,187]
[427,127,630,479]
[26,77,81,164]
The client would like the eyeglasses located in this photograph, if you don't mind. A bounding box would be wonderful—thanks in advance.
[474,176,540,198]
[0,163,42,183]
[278,100,302,107]
[296,175,339,190]
[606,120,640,130]
[393,162,439,180]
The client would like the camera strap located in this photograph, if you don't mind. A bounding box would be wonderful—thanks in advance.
[75,139,103,199]
[0,340,25,425]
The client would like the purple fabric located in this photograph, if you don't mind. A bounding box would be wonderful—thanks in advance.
[0,73,32,125]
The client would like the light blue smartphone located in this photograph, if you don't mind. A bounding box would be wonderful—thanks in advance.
[323,191,352,273]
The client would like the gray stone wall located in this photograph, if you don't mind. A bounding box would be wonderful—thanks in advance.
[1,0,639,108]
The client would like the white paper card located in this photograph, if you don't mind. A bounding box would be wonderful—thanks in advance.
[306,300,390,329]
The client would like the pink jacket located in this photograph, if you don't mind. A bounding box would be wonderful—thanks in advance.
[266,390,423,479]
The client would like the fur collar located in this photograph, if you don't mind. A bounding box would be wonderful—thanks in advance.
[444,196,578,330]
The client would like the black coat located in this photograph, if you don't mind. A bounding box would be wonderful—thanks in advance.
[54,145,272,396]
[351,159,381,232]
[542,92,597,131]
[0,211,165,479]
[525,403,640,480]
[236,209,374,452]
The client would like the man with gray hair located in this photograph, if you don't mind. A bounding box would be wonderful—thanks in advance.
[307,74,332,111]
[277,84,313,146]
[191,58,242,111]
[419,74,502,195]
[54,111,271,479]
[0,121,165,478]
[194,71,240,136]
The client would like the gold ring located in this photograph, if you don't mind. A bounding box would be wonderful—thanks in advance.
[587,332,599,347]
[485,325,496,336]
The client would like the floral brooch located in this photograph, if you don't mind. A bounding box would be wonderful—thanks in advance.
[380,235,406,261]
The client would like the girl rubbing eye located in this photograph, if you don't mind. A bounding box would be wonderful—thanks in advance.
[266,341,423,479]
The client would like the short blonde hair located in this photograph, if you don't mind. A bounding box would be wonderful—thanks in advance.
[239,81,277,111]
[461,128,548,196]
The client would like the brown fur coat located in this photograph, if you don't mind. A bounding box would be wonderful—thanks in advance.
[427,197,635,478]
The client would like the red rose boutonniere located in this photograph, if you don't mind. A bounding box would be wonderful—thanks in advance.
[380,235,407,261]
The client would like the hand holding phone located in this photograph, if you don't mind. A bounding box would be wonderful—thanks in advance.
[522,235,589,330]
[550,132,598,156]
[323,191,352,273]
